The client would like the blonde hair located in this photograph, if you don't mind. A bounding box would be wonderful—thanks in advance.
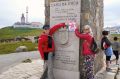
[83,25,93,36]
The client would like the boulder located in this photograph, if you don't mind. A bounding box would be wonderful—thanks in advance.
[22,59,32,63]
[15,46,28,52]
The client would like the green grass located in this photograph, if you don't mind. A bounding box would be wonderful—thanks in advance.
[111,34,120,42]
[0,26,43,39]
[111,34,120,37]
[0,26,43,54]
[0,41,38,54]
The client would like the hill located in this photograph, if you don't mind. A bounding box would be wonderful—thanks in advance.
[0,41,38,54]
[0,26,43,54]
[0,26,43,39]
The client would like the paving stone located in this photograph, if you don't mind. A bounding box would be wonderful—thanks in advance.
[95,67,106,79]
[95,56,120,79]
[116,74,120,79]
[104,72,116,79]
[0,60,43,79]
[110,66,119,73]
[28,75,40,79]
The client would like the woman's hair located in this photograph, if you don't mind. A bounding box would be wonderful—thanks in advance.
[43,25,50,30]
[83,25,93,36]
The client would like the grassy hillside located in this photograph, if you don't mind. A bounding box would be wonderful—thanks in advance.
[111,34,120,37]
[0,26,43,54]
[110,34,120,41]
[0,26,43,39]
[0,41,38,54]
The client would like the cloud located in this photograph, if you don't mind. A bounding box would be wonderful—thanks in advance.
[104,0,118,6]
[104,0,120,27]
[0,0,45,28]
[0,0,120,28]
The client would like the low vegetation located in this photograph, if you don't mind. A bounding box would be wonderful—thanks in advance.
[0,40,38,54]
[110,34,120,42]
[0,26,43,39]
[1,26,120,55]
[0,26,43,54]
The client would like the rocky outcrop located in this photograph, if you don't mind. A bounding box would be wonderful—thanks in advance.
[15,46,28,52]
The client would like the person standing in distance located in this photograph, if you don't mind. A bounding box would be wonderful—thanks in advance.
[101,30,113,71]
[112,37,120,65]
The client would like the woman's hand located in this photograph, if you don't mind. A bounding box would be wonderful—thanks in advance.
[75,23,80,29]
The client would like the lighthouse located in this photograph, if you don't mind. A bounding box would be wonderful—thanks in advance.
[26,6,28,23]
[13,6,43,28]
[21,13,25,24]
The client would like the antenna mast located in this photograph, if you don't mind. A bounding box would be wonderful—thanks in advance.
[26,6,28,23]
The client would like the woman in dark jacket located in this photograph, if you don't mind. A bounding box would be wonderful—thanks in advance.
[101,30,113,71]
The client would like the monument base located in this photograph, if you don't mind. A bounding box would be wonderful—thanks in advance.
[53,68,80,79]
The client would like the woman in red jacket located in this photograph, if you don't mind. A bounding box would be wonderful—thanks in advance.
[38,23,66,79]
[75,25,95,79]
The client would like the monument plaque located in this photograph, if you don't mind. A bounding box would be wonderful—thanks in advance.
[50,0,81,79]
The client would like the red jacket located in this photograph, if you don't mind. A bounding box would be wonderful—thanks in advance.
[75,28,94,56]
[38,23,66,60]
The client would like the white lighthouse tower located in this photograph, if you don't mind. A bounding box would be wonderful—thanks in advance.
[13,6,43,28]
[26,6,28,23]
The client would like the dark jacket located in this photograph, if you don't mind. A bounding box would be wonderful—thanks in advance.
[101,36,111,50]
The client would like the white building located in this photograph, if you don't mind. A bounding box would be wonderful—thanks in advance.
[13,7,43,28]
[104,26,120,34]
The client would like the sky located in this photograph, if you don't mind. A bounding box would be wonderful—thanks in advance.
[104,0,120,27]
[0,0,45,28]
[0,0,120,28]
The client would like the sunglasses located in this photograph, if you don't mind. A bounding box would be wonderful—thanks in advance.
[84,29,89,30]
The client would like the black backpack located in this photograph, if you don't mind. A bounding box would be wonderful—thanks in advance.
[48,36,52,48]
[101,37,111,50]
[90,38,99,54]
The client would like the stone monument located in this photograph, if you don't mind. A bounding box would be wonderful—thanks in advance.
[50,0,81,79]
[44,0,104,79]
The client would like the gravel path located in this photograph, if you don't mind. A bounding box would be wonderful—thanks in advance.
[0,51,40,73]
[0,59,44,79]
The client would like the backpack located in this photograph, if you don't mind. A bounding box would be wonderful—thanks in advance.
[48,36,52,48]
[90,38,99,54]
[101,37,111,50]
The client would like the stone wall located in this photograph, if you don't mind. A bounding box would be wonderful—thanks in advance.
[45,0,104,78]
[80,0,104,78]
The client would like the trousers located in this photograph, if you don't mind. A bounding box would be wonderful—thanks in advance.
[41,53,54,79]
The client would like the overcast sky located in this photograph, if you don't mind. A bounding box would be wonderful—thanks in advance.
[0,0,119,28]
[104,0,120,27]
[0,0,45,28]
